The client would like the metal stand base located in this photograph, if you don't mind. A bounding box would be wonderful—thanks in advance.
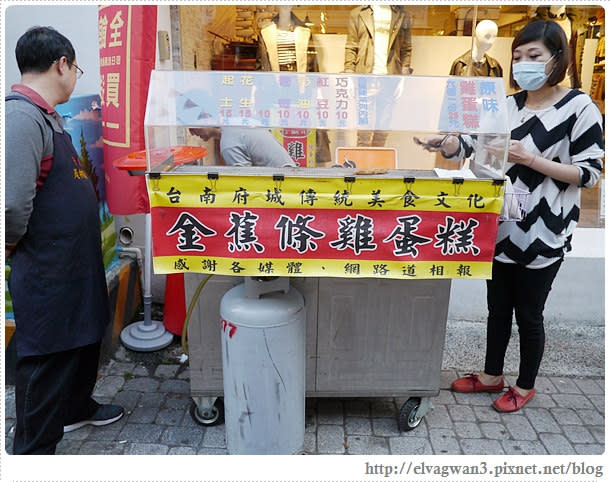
[119,212,174,352]
[120,320,174,352]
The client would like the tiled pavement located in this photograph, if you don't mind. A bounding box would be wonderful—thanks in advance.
[3,344,604,455]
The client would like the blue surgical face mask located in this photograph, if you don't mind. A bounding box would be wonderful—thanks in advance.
[512,56,555,91]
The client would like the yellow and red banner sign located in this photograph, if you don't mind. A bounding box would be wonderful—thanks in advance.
[148,173,503,280]
[99,5,157,214]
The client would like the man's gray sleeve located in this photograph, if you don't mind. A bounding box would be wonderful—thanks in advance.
[220,146,253,167]
[246,130,296,167]
[4,108,47,244]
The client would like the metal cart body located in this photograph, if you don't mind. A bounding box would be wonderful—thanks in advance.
[186,275,450,428]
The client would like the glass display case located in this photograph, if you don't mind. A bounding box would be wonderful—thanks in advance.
[144,70,510,178]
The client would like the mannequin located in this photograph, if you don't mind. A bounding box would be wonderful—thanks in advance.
[450,20,503,77]
[257,5,313,72]
[344,5,413,147]
[256,6,330,163]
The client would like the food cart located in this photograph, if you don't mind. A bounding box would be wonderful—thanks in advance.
[142,70,513,433]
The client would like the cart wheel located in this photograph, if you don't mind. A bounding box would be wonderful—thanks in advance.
[190,398,224,426]
[398,397,423,431]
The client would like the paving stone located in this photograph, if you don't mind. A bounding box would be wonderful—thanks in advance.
[3,392,16,418]
[128,406,159,424]
[112,390,141,412]
[159,379,190,394]
[573,377,604,395]
[448,404,476,422]
[524,407,562,433]
[345,416,372,435]
[132,365,150,377]
[588,426,605,444]
[504,414,537,441]
[85,418,128,441]
[104,361,136,376]
[316,425,345,454]
[479,422,509,440]
[564,425,596,444]
[453,421,481,439]
[156,408,186,426]
[550,407,583,425]
[197,447,228,455]
[424,404,451,428]
[524,392,556,408]
[573,443,604,455]
[303,431,316,454]
[55,439,84,454]
[160,426,203,446]
[501,439,548,455]
[588,394,605,412]
[431,389,455,405]
[576,408,604,426]
[372,417,400,437]
[202,424,226,448]
[123,377,159,392]
[119,423,164,444]
[4,435,14,452]
[93,375,125,398]
[163,393,190,411]
[551,393,594,410]
[154,364,181,378]
[460,438,503,455]
[473,405,501,422]
[169,446,197,454]
[549,377,582,394]
[63,426,93,440]
[453,391,496,406]
[539,432,576,454]
[389,436,433,455]
[135,391,166,408]
[78,441,125,455]
[429,428,461,454]
[346,435,389,455]
[123,443,168,455]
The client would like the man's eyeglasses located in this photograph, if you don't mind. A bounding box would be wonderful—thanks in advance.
[52,58,84,79]
[69,62,84,79]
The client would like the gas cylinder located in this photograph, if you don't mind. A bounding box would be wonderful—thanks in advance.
[220,277,305,454]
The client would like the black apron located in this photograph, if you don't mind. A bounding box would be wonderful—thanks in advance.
[7,95,110,357]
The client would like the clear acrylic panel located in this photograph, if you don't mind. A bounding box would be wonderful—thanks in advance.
[144,70,510,178]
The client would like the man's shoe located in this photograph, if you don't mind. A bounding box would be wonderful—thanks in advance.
[493,387,535,413]
[64,404,124,433]
[451,373,505,393]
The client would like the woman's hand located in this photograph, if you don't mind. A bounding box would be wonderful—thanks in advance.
[414,135,459,156]
[505,139,536,166]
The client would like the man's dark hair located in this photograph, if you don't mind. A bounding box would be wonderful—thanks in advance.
[509,20,570,89]
[15,26,75,75]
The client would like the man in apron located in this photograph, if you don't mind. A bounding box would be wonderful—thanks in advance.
[5,26,124,454]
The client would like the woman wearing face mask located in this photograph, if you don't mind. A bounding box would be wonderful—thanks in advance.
[421,20,603,412]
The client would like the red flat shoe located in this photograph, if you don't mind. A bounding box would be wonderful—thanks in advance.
[451,373,505,393]
[493,387,535,413]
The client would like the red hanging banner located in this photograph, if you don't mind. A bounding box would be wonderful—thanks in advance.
[98,5,157,214]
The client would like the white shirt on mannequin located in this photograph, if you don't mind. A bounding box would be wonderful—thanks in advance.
[371,4,392,74]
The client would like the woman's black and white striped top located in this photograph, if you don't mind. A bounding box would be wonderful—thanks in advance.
[497,89,603,268]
